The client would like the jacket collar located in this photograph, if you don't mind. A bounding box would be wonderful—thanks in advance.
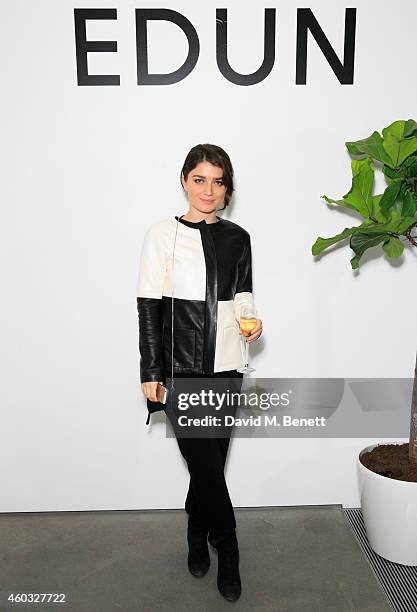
[175,214,223,229]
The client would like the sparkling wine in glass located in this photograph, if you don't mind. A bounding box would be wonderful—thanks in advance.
[237,305,257,374]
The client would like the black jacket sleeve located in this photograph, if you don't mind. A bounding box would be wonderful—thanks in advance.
[236,233,253,294]
[136,223,166,384]
[136,297,164,383]
[234,232,260,321]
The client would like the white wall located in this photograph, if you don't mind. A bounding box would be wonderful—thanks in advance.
[1,0,416,511]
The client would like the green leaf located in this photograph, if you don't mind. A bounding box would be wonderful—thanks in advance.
[399,153,417,176]
[370,194,388,223]
[404,119,417,138]
[404,156,417,178]
[401,190,417,217]
[321,157,374,218]
[349,231,389,268]
[350,255,361,269]
[350,231,388,251]
[393,216,417,234]
[383,237,404,258]
[383,164,406,181]
[312,221,372,256]
[388,187,417,218]
[382,120,417,167]
[345,131,394,166]
[379,181,403,217]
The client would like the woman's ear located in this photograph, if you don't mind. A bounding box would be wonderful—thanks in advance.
[180,173,187,191]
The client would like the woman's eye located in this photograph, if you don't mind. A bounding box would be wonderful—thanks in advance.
[193,179,224,185]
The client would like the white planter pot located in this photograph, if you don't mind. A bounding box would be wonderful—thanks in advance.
[357,441,417,566]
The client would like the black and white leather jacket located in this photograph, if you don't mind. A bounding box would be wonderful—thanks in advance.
[136,214,258,385]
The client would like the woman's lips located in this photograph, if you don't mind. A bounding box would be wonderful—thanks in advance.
[200,198,214,203]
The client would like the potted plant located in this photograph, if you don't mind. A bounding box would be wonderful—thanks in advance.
[312,119,417,565]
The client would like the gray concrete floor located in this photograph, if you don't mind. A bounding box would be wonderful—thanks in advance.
[0,506,391,612]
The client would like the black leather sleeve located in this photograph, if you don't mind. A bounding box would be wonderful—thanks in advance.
[233,232,260,322]
[236,233,253,294]
[137,297,165,383]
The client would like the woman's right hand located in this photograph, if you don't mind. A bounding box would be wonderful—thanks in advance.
[141,381,163,402]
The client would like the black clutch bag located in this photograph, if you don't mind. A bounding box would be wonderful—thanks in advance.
[145,383,167,425]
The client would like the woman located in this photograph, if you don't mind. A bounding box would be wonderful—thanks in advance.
[136,143,262,602]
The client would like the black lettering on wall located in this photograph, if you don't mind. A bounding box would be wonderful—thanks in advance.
[74,8,120,86]
[135,9,199,85]
[296,8,357,84]
[216,8,276,86]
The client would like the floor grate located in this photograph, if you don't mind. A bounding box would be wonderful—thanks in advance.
[343,508,417,612]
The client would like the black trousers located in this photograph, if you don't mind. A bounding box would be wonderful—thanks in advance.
[163,369,243,542]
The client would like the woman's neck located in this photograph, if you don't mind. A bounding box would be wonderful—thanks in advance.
[182,209,219,224]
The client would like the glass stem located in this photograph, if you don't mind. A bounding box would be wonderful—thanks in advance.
[245,338,249,370]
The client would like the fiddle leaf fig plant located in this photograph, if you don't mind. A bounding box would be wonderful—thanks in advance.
[312,119,417,269]
[312,119,417,463]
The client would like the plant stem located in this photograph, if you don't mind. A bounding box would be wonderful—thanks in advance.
[405,231,417,247]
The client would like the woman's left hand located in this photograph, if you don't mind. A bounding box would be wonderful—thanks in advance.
[246,318,263,344]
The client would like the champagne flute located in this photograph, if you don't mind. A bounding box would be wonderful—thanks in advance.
[237,305,257,374]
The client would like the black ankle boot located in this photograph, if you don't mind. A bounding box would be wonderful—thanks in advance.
[213,531,241,601]
[187,525,210,577]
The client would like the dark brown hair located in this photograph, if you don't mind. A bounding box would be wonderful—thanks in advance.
[180,143,234,210]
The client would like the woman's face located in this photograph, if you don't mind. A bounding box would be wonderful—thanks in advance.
[181,161,227,214]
